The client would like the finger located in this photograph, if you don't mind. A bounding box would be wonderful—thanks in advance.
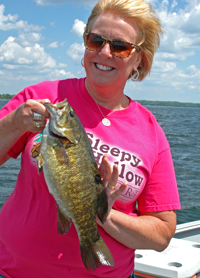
[108,164,119,189]
[32,110,48,131]
[32,112,47,122]
[29,100,50,130]
[37,99,51,104]
[33,119,46,129]
[99,154,112,183]
[99,154,106,178]
[110,182,127,201]
[31,100,50,118]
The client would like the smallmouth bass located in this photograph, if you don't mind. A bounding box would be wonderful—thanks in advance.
[38,99,114,270]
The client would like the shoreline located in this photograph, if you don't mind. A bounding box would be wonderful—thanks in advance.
[137,100,200,108]
[1,96,200,108]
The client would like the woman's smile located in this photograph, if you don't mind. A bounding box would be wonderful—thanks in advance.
[95,63,114,71]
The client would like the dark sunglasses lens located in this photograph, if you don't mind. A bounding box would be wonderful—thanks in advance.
[86,34,104,50]
[112,41,132,58]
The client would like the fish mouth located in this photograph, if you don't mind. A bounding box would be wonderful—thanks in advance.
[44,102,57,118]
[44,102,67,139]
[48,123,64,139]
[47,123,66,139]
[44,99,81,144]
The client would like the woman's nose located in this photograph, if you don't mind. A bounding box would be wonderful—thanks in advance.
[99,42,113,59]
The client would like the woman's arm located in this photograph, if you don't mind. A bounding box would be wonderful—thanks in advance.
[98,155,177,252]
[0,99,49,166]
[0,154,11,166]
[98,209,176,251]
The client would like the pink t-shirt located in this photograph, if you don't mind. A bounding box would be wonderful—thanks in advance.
[0,78,180,278]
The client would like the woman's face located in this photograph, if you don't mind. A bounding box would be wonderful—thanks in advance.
[84,12,142,94]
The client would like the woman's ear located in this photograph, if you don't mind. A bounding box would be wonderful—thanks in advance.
[134,50,143,70]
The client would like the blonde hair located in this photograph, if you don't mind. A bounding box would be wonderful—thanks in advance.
[84,0,163,81]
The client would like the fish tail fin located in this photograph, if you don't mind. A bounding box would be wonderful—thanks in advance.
[80,237,115,270]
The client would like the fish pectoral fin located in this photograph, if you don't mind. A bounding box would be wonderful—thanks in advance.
[37,153,44,174]
[80,236,115,270]
[57,204,71,235]
[54,146,69,165]
[96,189,108,224]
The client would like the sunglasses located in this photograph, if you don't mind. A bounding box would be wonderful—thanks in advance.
[84,32,141,59]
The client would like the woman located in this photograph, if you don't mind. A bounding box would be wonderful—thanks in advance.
[0,0,180,277]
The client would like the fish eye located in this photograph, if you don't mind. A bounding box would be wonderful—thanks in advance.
[70,111,75,117]
[95,174,101,183]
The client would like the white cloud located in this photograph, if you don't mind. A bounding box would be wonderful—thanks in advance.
[144,58,200,99]
[0,36,56,68]
[71,19,85,38]
[0,4,44,32]
[2,64,20,70]
[48,69,75,80]
[0,69,74,84]
[15,33,43,47]
[159,0,169,12]
[48,41,59,48]
[0,32,72,90]
[171,0,178,11]
[187,65,197,73]
[35,0,97,6]
[157,0,200,64]
[0,3,82,93]
[143,0,200,102]
[67,42,85,64]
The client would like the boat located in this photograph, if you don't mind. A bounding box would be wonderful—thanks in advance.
[134,220,200,278]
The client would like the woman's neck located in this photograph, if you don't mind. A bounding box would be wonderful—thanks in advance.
[84,78,129,111]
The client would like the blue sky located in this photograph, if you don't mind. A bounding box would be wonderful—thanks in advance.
[0,0,200,102]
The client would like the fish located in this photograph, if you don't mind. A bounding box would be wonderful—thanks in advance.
[38,99,114,270]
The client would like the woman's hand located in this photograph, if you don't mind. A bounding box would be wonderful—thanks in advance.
[98,154,127,222]
[0,98,51,166]
[97,155,176,251]
[12,99,50,133]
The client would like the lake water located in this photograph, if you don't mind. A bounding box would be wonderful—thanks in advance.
[0,99,200,224]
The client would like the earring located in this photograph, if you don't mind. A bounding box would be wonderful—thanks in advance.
[81,58,85,68]
[131,69,139,81]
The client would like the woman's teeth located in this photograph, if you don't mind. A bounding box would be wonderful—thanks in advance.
[95,63,113,71]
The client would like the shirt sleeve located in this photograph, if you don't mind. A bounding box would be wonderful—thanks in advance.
[138,148,181,212]
[0,90,30,159]
[7,133,30,159]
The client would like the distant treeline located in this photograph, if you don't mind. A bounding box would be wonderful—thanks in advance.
[0,94,200,108]
[0,94,13,100]
[137,100,200,108]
